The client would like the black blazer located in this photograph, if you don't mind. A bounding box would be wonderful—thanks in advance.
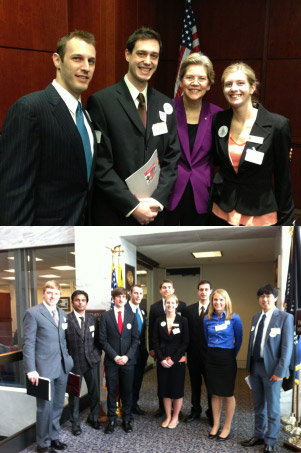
[99,308,139,367]
[125,303,148,362]
[0,84,97,225]
[66,311,102,375]
[209,104,294,225]
[153,314,189,363]
[87,78,181,225]
[149,299,186,352]
[182,302,209,360]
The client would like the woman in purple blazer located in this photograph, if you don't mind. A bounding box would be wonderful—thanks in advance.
[165,53,223,225]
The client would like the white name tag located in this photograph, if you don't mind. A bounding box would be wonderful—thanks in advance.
[173,323,179,327]
[251,326,255,331]
[245,148,264,165]
[270,327,281,335]
[89,325,95,332]
[172,328,180,335]
[215,323,228,331]
[152,122,168,136]
[127,323,132,329]
[62,322,68,330]
[248,135,264,144]
[159,111,167,122]
[95,130,102,144]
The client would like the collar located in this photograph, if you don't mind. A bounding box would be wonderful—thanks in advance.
[52,79,81,116]
[199,301,209,312]
[114,306,124,316]
[74,310,85,322]
[124,75,148,108]
[43,300,57,314]
[259,307,276,322]
[128,301,140,313]
[213,310,226,319]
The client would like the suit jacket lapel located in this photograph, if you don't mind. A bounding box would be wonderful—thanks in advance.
[191,100,211,161]
[70,311,83,338]
[83,106,98,188]
[116,80,146,136]
[110,309,121,335]
[39,303,57,327]
[174,97,191,164]
[264,308,279,346]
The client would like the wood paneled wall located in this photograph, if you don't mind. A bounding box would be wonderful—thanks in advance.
[1,0,300,207]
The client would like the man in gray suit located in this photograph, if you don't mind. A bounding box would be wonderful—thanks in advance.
[0,30,97,226]
[23,281,74,453]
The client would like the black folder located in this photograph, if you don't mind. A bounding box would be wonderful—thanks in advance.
[66,372,81,397]
[26,376,51,401]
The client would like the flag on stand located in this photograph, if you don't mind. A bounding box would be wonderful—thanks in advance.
[118,262,124,287]
[174,0,201,98]
[111,263,118,308]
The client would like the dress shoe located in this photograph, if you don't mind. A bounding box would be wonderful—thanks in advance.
[217,431,231,442]
[241,437,265,447]
[154,408,165,417]
[36,447,56,453]
[105,420,116,434]
[168,420,179,429]
[208,431,219,440]
[185,413,200,423]
[50,440,67,450]
[122,420,133,433]
[88,419,102,430]
[72,425,82,436]
[264,445,276,452]
[132,405,147,415]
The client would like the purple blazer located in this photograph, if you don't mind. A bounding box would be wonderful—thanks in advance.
[168,97,223,214]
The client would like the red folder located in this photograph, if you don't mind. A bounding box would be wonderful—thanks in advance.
[66,372,81,397]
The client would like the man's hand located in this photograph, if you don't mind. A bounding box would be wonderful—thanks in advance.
[166,358,174,367]
[114,355,128,365]
[161,359,171,368]
[27,371,40,386]
[132,198,160,225]
[270,374,283,381]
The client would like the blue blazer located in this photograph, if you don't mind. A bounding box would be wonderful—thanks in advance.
[246,308,294,378]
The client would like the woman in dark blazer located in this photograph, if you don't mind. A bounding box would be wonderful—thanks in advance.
[165,53,223,225]
[153,294,189,429]
[209,62,294,226]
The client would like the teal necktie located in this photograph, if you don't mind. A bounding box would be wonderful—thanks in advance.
[76,102,92,180]
[136,308,143,334]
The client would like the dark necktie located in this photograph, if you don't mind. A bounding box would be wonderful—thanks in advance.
[253,314,266,361]
[118,311,123,334]
[76,101,92,180]
[200,306,205,321]
[136,308,143,334]
[137,93,147,128]
[79,316,85,339]
[52,309,59,326]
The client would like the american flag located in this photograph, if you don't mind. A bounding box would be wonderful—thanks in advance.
[174,0,201,98]
[111,264,118,308]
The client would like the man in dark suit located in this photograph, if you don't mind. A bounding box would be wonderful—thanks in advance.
[241,284,294,452]
[23,281,74,453]
[0,30,97,226]
[99,287,139,434]
[126,285,149,415]
[182,280,213,425]
[149,279,186,416]
[65,290,102,436]
[87,27,181,226]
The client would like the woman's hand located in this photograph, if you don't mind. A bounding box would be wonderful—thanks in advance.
[161,359,171,368]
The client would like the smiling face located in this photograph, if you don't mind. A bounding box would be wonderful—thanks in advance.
[223,69,255,108]
[43,288,61,307]
[212,292,226,315]
[160,282,174,299]
[164,296,178,315]
[53,37,96,99]
[181,64,211,102]
[258,293,277,313]
[197,283,212,305]
[125,39,160,90]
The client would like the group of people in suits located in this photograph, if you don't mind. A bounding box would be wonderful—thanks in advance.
[0,27,294,226]
[23,278,294,453]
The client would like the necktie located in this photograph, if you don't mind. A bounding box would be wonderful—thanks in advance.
[200,306,205,321]
[137,93,147,128]
[52,309,59,326]
[253,314,266,360]
[76,101,92,180]
[136,308,143,334]
[118,311,123,334]
[79,316,85,339]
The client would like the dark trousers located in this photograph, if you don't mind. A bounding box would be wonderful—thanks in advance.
[132,354,147,407]
[187,355,212,415]
[69,366,100,427]
[106,364,134,421]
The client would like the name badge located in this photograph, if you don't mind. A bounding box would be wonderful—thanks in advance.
[173,323,179,327]
[152,122,168,136]
[251,326,255,331]
[172,328,180,335]
[62,322,68,330]
[225,320,230,325]
[248,135,264,144]
[245,148,264,165]
[127,323,132,329]
[215,323,228,331]
[270,327,281,336]
[92,332,94,338]
[159,111,167,122]
[89,325,95,332]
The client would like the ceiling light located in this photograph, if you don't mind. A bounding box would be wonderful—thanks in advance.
[8,256,43,261]
[2,277,15,280]
[70,252,75,255]
[137,270,147,275]
[39,274,61,278]
[50,266,75,271]
[192,251,222,258]
[3,269,15,273]
[60,283,70,287]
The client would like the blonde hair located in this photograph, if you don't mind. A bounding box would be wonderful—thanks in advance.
[208,289,232,320]
[164,293,179,306]
[221,61,259,105]
[179,52,215,85]
[43,280,61,292]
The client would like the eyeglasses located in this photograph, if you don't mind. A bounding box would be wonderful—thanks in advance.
[183,75,208,83]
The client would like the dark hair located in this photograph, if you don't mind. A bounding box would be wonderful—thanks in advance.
[56,30,96,61]
[197,280,212,290]
[130,284,143,292]
[126,27,162,54]
[160,279,174,289]
[71,290,89,303]
[112,287,127,298]
[257,284,278,298]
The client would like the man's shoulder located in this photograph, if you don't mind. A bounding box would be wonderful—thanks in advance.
[148,86,172,103]
[89,81,122,100]
[185,302,198,312]
[150,300,162,311]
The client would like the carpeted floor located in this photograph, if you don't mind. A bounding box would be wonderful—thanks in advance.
[20,367,291,453]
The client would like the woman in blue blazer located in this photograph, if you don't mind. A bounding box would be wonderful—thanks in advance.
[209,62,294,226]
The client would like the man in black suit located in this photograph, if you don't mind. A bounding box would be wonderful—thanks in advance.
[126,285,149,415]
[149,279,186,416]
[87,27,180,226]
[99,287,139,434]
[183,280,213,425]
[0,30,97,226]
[65,290,102,436]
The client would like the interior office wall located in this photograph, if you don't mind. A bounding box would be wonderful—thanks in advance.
[0,0,300,207]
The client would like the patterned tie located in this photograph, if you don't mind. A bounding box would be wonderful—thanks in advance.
[200,306,205,321]
[79,316,85,340]
[76,101,92,180]
[118,311,123,334]
[253,314,266,361]
[136,308,143,334]
[52,308,59,326]
[137,93,147,128]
